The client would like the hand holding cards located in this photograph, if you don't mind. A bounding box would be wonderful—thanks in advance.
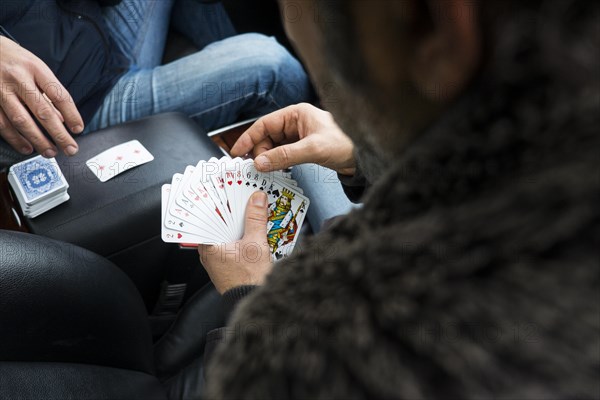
[161,156,310,260]
[8,155,70,218]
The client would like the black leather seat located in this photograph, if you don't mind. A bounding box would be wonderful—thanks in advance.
[0,230,225,399]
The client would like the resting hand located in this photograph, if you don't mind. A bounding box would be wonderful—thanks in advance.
[0,36,83,157]
[198,192,273,294]
[230,103,356,175]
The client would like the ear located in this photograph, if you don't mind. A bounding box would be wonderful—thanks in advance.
[411,0,481,102]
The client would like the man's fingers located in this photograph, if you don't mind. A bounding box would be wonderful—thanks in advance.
[230,105,300,157]
[1,95,56,157]
[254,139,317,171]
[34,64,84,134]
[22,84,79,156]
[242,191,268,240]
[252,137,275,158]
[0,108,33,155]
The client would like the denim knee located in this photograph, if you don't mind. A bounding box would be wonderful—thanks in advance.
[232,33,312,106]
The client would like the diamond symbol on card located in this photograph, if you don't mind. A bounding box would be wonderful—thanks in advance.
[177,233,182,239]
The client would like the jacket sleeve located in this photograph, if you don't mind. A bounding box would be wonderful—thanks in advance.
[0,25,18,44]
[203,285,257,366]
[338,162,369,203]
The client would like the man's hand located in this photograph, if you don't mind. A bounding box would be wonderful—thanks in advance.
[231,103,356,176]
[0,36,84,157]
[199,191,273,294]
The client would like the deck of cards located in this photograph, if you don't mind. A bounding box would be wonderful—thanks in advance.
[8,155,70,218]
[162,156,310,260]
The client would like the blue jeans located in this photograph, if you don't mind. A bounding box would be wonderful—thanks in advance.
[85,0,310,132]
[292,164,360,233]
[87,0,355,231]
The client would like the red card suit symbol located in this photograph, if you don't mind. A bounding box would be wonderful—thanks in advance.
[134,149,140,154]
[195,196,200,201]
[177,233,182,239]
[227,181,233,185]
[237,180,242,185]
[116,156,123,160]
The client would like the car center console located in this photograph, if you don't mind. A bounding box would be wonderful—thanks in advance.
[0,112,251,310]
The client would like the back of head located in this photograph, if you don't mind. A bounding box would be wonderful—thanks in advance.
[205,1,600,398]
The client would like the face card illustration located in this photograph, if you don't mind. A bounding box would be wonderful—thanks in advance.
[265,181,310,260]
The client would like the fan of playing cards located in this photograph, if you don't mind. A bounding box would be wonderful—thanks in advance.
[161,156,310,260]
[8,155,70,218]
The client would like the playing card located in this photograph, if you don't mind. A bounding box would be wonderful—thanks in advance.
[8,156,68,205]
[171,166,231,243]
[22,192,70,218]
[161,156,310,260]
[86,140,154,182]
[264,179,310,260]
[185,160,236,240]
[161,184,219,244]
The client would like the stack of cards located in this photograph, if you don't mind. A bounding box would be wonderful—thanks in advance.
[162,156,310,260]
[8,155,70,218]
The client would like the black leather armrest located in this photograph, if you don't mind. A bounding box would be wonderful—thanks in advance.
[0,230,154,373]
[24,112,223,257]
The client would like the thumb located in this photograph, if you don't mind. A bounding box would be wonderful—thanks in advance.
[254,140,315,171]
[243,191,268,240]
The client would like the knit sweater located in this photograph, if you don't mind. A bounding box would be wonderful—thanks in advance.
[205,1,599,398]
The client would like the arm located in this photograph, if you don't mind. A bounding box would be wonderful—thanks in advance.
[198,191,272,366]
[0,32,84,157]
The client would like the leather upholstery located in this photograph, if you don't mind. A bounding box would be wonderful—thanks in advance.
[0,363,166,400]
[0,230,155,373]
[155,283,225,379]
[25,112,222,257]
[0,230,224,399]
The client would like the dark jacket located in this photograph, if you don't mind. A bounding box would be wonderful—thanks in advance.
[0,0,127,124]
[203,0,600,398]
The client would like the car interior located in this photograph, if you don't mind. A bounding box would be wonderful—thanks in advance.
[0,2,311,398]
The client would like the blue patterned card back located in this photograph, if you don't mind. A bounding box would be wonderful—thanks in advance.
[10,156,65,203]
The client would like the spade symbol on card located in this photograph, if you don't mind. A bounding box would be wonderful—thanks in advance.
[272,189,280,197]
[246,182,250,186]
[253,183,257,188]
[179,222,184,227]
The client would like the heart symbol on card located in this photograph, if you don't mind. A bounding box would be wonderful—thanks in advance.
[227,181,233,185]
[195,196,200,201]
[177,233,182,239]
[237,180,242,185]
[203,193,208,198]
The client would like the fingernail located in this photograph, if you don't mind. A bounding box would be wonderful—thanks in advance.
[43,149,57,158]
[252,191,267,207]
[21,146,33,155]
[255,155,269,170]
[65,145,78,156]
[71,125,83,133]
